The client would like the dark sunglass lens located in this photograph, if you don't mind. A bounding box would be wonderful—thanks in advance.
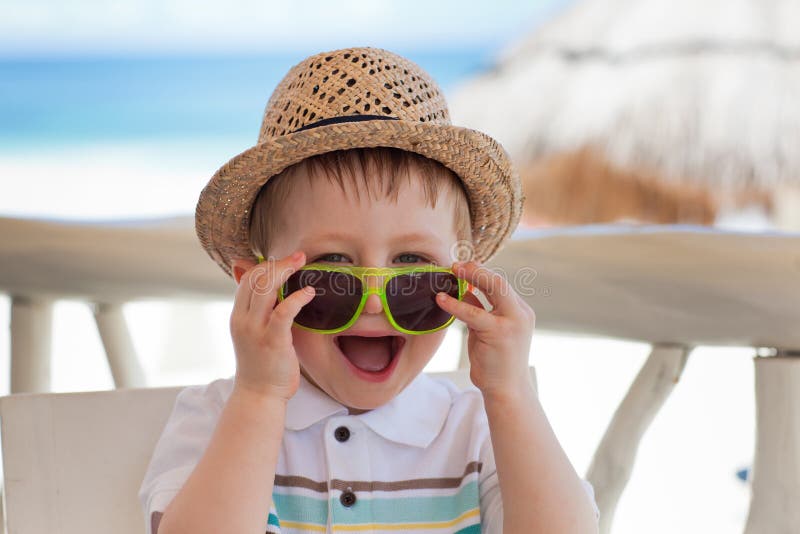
[386,272,459,331]
[283,270,362,330]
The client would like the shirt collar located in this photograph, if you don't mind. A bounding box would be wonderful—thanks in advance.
[285,373,453,448]
[285,374,348,430]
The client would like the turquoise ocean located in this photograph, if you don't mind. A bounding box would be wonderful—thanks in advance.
[0,50,492,155]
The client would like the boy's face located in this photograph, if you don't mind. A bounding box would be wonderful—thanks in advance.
[261,167,461,411]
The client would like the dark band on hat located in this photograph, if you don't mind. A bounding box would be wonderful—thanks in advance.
[291,114,400,133]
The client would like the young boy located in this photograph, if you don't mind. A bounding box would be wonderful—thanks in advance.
[139,47,599,534]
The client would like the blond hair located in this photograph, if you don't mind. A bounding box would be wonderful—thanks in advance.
[248,147,472,258]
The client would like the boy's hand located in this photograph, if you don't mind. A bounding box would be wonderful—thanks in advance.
[436,261,536,400]
[230,251,315,401]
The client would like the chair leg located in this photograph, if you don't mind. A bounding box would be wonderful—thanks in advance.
[586,343,690,534]
[10,296,53,393]
[743,351,800,533]
[92,302,146,388]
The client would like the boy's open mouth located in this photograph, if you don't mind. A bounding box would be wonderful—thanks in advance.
[334,334,405,373]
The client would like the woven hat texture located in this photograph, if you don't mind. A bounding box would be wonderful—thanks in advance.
[195,46,523,278]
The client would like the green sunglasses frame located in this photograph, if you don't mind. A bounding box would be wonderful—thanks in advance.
[257,258,469,335]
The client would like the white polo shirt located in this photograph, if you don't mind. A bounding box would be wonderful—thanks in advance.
[138,372,599,533]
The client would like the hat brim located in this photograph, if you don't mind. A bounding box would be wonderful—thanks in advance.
[195,119,522,279]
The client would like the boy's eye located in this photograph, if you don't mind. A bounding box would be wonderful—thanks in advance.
[313,253,432,264]
[395,253,429,264]
[314,253,350,263]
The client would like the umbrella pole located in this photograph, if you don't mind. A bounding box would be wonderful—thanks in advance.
[586,344,690,533]
[743,352,800,533]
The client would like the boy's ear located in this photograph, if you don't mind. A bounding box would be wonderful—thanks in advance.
[231,258,258,285]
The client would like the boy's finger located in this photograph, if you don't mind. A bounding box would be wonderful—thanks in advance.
[436,291,495,333]
[233,263,265,315]
[265,285,316,345]
[452,261,514,316]
[249,251,306,315]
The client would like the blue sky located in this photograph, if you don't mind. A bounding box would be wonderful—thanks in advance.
[0,0,573,57]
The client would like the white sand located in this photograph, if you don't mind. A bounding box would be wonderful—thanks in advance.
[0,141,225,220]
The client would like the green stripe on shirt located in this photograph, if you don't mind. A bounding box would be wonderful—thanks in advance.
[274,480,480,527]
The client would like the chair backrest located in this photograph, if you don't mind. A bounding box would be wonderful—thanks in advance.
[0,368,535,534]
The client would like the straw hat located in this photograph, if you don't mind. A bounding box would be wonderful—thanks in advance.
[195,46,523,279]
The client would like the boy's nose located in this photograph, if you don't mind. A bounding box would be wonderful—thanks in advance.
[362,293,383,314]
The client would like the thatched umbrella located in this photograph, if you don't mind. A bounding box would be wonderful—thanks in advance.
[450,0,800,226]
[519,146,718,226]
[451,3,800,529]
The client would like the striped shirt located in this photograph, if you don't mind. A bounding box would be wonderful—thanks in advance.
[138,373,599,533]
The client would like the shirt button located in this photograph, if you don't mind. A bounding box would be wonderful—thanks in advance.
[340,490,357,507]
[334,426,350,442]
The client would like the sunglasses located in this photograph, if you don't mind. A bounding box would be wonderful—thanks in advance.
[258,259,468,335]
